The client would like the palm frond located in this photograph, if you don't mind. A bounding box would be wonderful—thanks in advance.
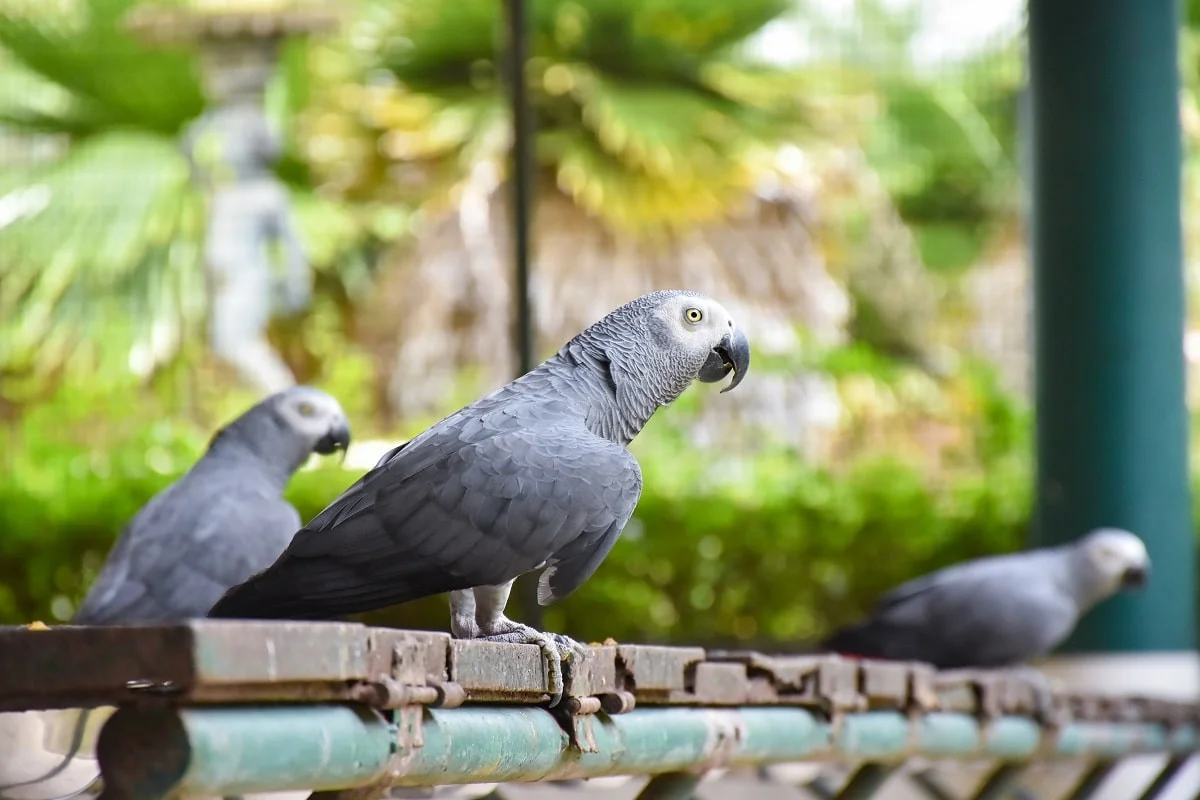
[0,0,203,134]
[312,0,806,235]
[0,131,203,385]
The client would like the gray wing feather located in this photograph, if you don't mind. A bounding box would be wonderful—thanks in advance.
[74,469,300,624]
[209,402,642,619]
[861,554,1078,667]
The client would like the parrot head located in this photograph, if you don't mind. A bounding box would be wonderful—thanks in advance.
[1079,527,1150,592]
[594,290,751,399]
[269,386,352,457]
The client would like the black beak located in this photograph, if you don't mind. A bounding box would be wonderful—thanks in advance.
[698,328,751,393]
[314,419,352,457]
[1120,564,1149,590]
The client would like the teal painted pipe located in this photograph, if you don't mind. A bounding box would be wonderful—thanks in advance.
[97,704,395,800]
[405,707,829,783]
[1029,0,1194,652]
[838,712,1041,761]
[94,705,1200,800]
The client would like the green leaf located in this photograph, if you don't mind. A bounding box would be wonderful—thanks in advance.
[0,0,203,134]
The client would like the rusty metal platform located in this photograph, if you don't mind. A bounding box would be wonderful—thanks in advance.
[2,621,1198,800]
[2,621,1197,730]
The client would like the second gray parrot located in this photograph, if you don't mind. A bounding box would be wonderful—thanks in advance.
[821,527,1150,668]
[209,289,751,704]
[73,386,351,625]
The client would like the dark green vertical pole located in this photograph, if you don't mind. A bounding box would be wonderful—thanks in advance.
[1029,0,1194,652]
[502,0,542,629]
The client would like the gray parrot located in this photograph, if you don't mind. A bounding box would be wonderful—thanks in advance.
[821,527,1150,669]
[73,386,351,625]
[209,290,751,704]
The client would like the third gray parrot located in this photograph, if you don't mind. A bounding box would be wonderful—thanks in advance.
[73,386,351,625]
[209,289,751,704]
[821,527,1150,669]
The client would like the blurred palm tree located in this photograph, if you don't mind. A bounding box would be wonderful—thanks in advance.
[792,0,1021,365]
[0,0,1025,442]
[0,0,365,404]
[306,0,813,231]
[300,0,867,431]
[299,0,1020,426]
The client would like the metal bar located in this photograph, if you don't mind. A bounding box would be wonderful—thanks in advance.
[834,764,894,799]
[504,0,536,384]
[907,770,956,800]
[970,764,1026,800]
[1136,755,1192,800]
[94,704,1198,799]
[96,705,395,800]
[803,776,837,800]
[1061,761,1117,800]
[501,0,542,634]
[635,772,703,800]
[6,623,1200,728]
[1028,0,1194,651]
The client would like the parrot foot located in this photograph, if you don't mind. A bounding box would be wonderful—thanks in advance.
[473,621,587,707]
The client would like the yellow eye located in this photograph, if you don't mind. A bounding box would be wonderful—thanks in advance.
[298,402,316,417]
[684,307,703,324]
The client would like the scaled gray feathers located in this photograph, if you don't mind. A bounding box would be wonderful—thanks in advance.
[208,290,750,620]
[820,528,1150,669]
[73,386,351,625]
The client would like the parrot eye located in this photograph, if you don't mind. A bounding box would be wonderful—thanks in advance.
[684,307,704,324]
[297,402,316,417]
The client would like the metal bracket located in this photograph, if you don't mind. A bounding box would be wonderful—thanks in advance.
[349,631,465,713]
[552,650,636,753]
[552,699,602,753]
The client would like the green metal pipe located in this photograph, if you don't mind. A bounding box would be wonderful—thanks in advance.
[1056,723,1168,759]
[97,705,396,800]
[94,705,1200,800]
[406,706,829,783]
[1028,0,1194,652]
[840,712,1041,760]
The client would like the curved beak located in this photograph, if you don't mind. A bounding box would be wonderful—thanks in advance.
[698,327,751,393]
[314,418,352,458]
[1120,564,1149,590]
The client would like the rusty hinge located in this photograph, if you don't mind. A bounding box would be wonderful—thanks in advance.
[554,689,637,753]
[349,675,466,710]
[350,630,466,714]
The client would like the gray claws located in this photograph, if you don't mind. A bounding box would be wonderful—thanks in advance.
[544,633,588,707]
[549,632,589,660]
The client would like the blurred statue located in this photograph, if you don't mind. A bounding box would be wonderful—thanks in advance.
[182,41,310,395]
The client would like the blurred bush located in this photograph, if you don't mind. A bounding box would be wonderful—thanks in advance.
[0,347,1041,645]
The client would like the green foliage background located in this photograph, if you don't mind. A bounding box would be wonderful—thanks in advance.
[0,347,1037,646]
[4,0,1199,647]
